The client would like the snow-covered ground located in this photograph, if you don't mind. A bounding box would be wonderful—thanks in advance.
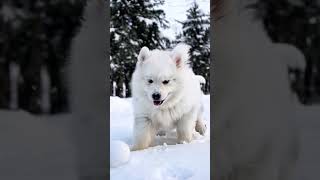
[110,95,211,180]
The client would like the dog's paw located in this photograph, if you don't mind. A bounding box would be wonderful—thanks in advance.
[177,135,192,144]
[177,140,190,144]
[130,143,148,151]
[195,120,207,135]
[130,145,144,151]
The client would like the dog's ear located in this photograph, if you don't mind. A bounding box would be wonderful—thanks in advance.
[138,47,150,63]
[171,43,190,68]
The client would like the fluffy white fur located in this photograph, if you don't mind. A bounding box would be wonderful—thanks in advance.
[130,44,206,151]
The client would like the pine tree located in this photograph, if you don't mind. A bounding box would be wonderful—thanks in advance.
[110,0,170,97]
[175,2,210,94]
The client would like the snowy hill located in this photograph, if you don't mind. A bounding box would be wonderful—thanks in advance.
[110,95,211,180]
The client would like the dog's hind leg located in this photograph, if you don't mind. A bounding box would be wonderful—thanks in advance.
[131,117,155,151]
[195,104,207,135]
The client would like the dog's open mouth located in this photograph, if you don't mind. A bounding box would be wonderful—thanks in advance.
[153,100,164,106]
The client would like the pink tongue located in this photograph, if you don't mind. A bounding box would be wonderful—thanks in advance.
[153,101,161,105]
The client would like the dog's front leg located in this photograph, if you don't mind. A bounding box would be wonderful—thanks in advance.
[177,111,197,143]
[131,117,155,151]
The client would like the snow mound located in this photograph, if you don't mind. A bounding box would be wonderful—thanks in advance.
[110,140,131,168]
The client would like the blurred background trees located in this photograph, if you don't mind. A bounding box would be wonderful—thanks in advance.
[3,0,320,114]
[0,0,211,115]
[249,0,320,104]
[0,0,85,114]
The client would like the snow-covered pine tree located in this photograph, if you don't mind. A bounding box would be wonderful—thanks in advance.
[110,0,170,97]
[174,2,210,94]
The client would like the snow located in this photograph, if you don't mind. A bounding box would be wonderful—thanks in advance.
[110,140,131,168]
[110,95,211,180]
[114,33,120,41]
[130,39,139,46]
[138,17,156,25]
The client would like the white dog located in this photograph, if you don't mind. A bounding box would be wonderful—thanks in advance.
[130,43,206,151]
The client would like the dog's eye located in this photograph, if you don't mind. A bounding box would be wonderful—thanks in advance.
[148,79,153,84]
[162,80,170,85]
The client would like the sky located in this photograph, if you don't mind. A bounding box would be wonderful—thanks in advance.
[160,0,210,40]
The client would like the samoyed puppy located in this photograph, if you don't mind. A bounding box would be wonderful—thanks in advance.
[130,43,206,151]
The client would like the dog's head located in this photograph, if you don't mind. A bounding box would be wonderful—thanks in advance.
[136,43,190,107]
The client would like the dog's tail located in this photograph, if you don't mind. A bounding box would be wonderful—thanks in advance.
[274,43,306,71]
[196,75,206,85]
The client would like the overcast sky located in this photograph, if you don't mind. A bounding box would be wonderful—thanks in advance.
[160,0,210,40]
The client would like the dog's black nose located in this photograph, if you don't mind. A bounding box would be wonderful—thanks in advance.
[152,93,161,100]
